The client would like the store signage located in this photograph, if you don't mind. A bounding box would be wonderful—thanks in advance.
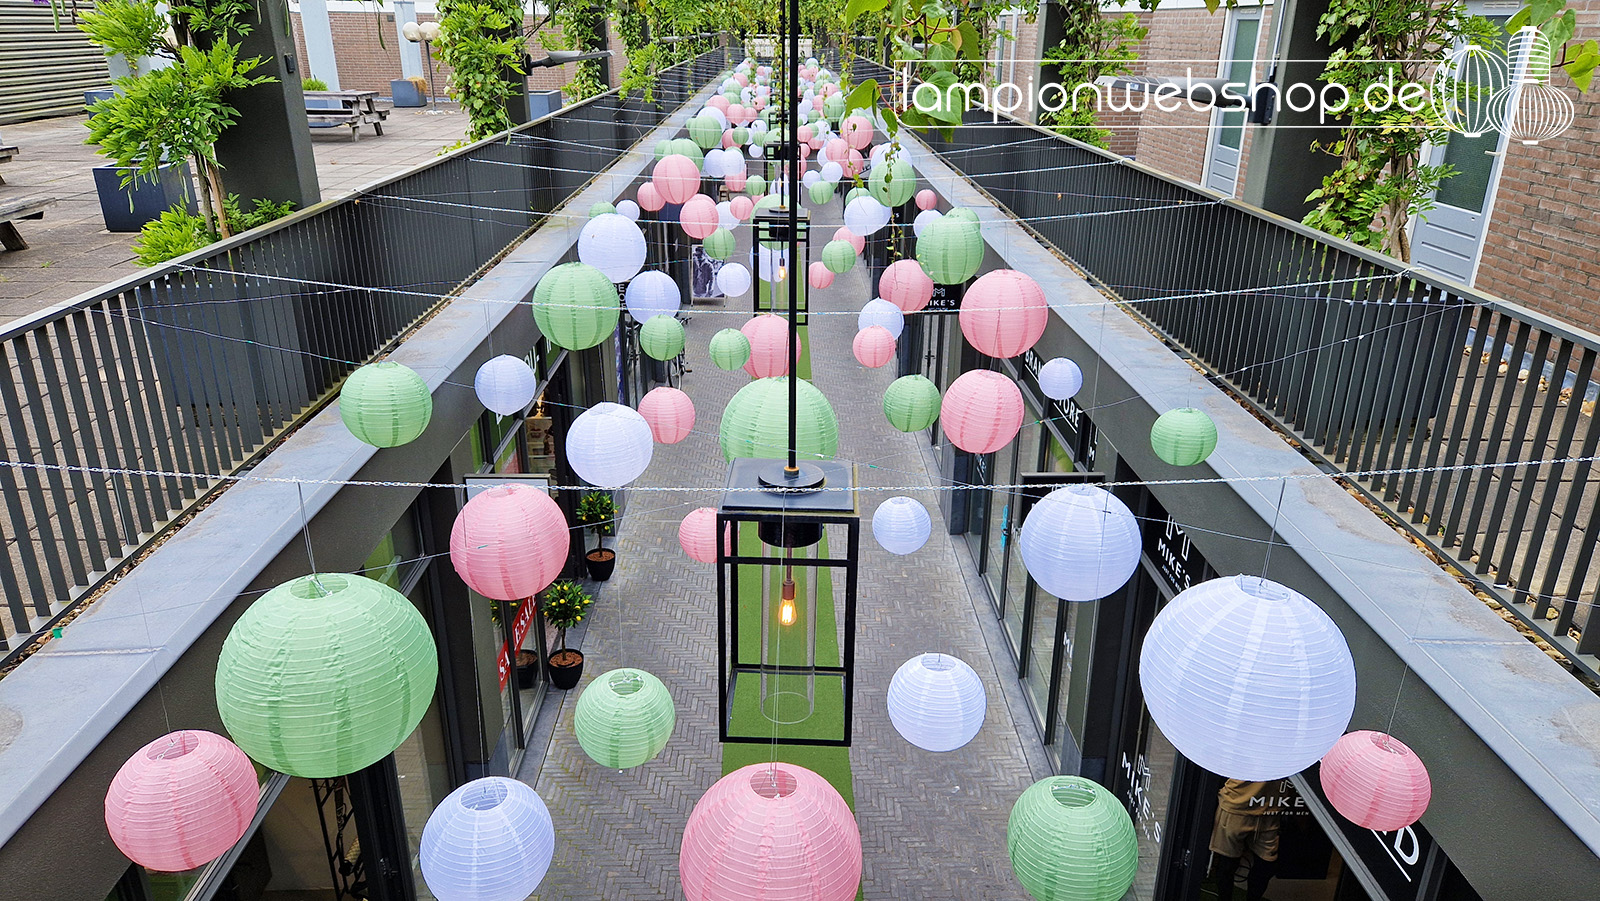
[1119,751,1163,846]
[1143,491,1204,594]
[497,596,538,690]
[925,280,966,313]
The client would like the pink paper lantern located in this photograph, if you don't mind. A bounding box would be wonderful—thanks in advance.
[915,189,937,211]
[741,314,801,378]
[731,195,755,221]
[798,124,815,143]
[734,73,749,86]
[940,370,1024,453]
[680,194,719,239]
[638,182,666,212]
[678,506,732,563]
[834,227,864,254]
[809,261,835,289]
[725,173,748,193]
[841,115,873,150]
[727,103,747,124]
[708,95,730,112]
[105,730,258,872]
[721,131,736,149]
[843,149,865,178]
[959,269,1048,358]
[853,326,896,368]
[880,259,935,312]
[1320,731,1432,832]
[680,762,862,901]
[800,143,812,162]
[449,483,570,600]
[654,155,702,206]
[639,386,695,444]
[823,138,849,162]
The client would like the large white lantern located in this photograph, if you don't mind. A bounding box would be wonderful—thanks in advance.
[624,270,681,322]
[843,196,891,236]
[1017,485,1140,601]
[886,653,987,752]
[1038,357,1083,401]
[474,354,537,416]
[577,213,647,283]
[718,262,753,297]
[1139,575,1357,781]
[820,161,844,183]
[858,298,905,339]
[420,777,555,901]
[913,209,942,238]
[566,402,654,488]
[872,496,931,555]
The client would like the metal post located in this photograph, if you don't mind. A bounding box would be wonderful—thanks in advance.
[786,0,800,475]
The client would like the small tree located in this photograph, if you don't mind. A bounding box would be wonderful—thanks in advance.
[437,0,529,141]
[575,491,618,556]
[541,580,593,661]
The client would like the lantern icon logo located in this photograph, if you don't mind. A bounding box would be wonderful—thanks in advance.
[1490,26,1576,145]
[1431,42,1510,137]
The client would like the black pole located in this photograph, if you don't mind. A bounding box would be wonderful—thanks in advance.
[785,0,801,474]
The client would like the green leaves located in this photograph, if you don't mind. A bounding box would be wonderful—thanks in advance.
[844,78,879,115]
[845,0,889,22]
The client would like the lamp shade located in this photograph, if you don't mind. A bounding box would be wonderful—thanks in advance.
[709,328,753,370]
[678,506,729,563]
[639,386,696,444]
[720,377,839,461]
[843,196,890,236]
[625,270,681,322]
[638,182,666,212]
[1320,731,1432,831]
[869,157,916,208]
[880,259,934,313]
[574,668,677,768]
[741,314,800,378]
[960,270,1048,358]
[449,483,570,600]
[654,154,702,205]
[822,239,857,274]
[852,326,896,368]
[1008,777,1139,901]
[578,213,647,283]
[474,355,537,417]
[718,262,753,297]
[940,369,1024,453]
[1150,408,1218,467]
[640,315,686,361]
[341,361,432,447]
[681,194,719,240]
[532,261,620,351]
[704,227,736,261]
[1139,575,1357,781]
[567,402,654,488]
[886,652,985,751]
[871,496,931,555]
[680,762,862,901]
[809,261,836,289]
[858,298,905,339]
[104,731,257,872]
[689,114,723,149]
[915,189,937,211]
[884,375,942,432]
[1038,358,1083,401]
[215,573,438,778]
[1017,485,1140,602]
[918,215,984,285]
[419,777,554,901]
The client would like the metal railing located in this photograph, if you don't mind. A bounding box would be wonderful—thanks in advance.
[854,61,1600,682]
[0,47,729,665]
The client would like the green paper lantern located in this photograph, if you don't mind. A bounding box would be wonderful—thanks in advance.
[844,186,871,207]
[822,239,857,274]
[870,158,917,208]
[709,328,752,370]
[654,140,671,159]
[946,207,980,224]
[1008,777,1139,901]
[688,114,723,150]
[215,573,438,779]
[732,127,750,145]
[532,261,620,351]
[1150,407,1218,466]
[703,227,736,261]
[573,668,676,769]
[823,93,845,120]
[917,215,985,285]
[639,314,686,361]
[745,175,767,196]
[589,201,615,218]
[884,375,942,432]
[669,137,704,168]
[340,361,433,448]
[720,377,839,462]
[808,181,835,205]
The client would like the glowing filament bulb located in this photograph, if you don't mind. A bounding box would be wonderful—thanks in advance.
[780,572,796,626]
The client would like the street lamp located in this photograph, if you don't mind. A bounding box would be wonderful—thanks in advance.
[525,48,614,68]
[402,20,443,111]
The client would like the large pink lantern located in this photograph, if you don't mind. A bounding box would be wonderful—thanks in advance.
[725,173,748,193]
[638,182,665,212]
[741,314,801,378]
[852,326,897,368]
[730,195,755,221]
[940,370,1024,453]
[841,115,873,150]
[678,507,730,563]
[823,138,849,162]
[1320,731,1432,831]
[449,483,570,600]
[915,189,937,211]
[959,269,1048,358]
[680,194,719,240]
[105,730,258,872]
[798,124,815,143]
[680,763,862,901]
[809,261,835,289]
[639,386,696,444]
[842,149,865,178]
[834,227,864,254]
[880,259,935,312]
[654,155,702,206]
[727,103,747,124]
[708,95,730,112]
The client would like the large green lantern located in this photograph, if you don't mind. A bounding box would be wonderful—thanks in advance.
[1150,407,1218,466]
[808,181,836,205]
[720,377,839,461]
[709,328,752,370]
[640,315,686,361]
[340,361,433,448]
[532,261,620,350]
[883,375,942,432]
[688,115,723,150]
[1007,777,1138,901]
[215,573,438,779]
[703,227,736,261]
[822,239,857,274]
[745,175,767,196]
[917,215,985,285]
[669,137,704,168]
[732,127,750,145]
[946,207,980,224]
[573,668,676,769]
[870,158,917,208]
[844,186,871,207]
[823,93,845,120]
[589,201,616,218]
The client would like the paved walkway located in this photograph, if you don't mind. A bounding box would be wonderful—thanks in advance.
[520,191,1045,900]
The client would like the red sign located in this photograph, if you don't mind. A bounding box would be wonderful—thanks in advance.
[496,597,538,689]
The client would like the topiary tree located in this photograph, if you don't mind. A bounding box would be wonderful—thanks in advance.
[437,0,530,141]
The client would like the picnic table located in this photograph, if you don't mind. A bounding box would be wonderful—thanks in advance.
[0,195,57,251]
[304,90,392,141]
[0,144,16,185]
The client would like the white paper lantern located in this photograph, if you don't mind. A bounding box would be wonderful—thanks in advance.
[1017,485,1140,602]
[624,270,681,322]
[1140,575,1357,781]
[858,298,905,339]
[718,262,753,297]
[820,161,844,184]
[420,777,555,901]
[886,653,986,752]
[748,145,764,159]
[802,169,822,188]
[577,213,647,283]
[913,209,942,238]
[1038,358,1083,401]
[716,201,738,230]
[474,354,537,416]
[703,149,728,178]
[872,496,930,555]
[722,152,747,178]
[757,247,788,281]
[566,402,653,488]
[843,196,891,236]
[615,199,641,221]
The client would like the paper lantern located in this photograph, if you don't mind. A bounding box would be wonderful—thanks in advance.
[960,270,1047,358]
[1008,777,1138,901]
[1016,485,1139,602]
[638,182,665,212]
[746,174,767,196]
[616,199,641,221]
[820,160,844,183]
[654,154,701,205]
[689,114,723,149]
[741,314,800,378]
[680,194,719,240]
[680,762,862,901]
[419,777,554,901]
[915,189,937,211]
[678,506,733,563]
[822,239,857,274]
[884,375,941,432]
[471,354,537,418]
[718,262,753,297]
[843,196,891,236]
[574,668,677,768]
[709,328,752,371]
[858,298,905,339]
[809,181,836,205]
[589,201,615,218]
[730,195,755,220]
[918,216,985,285]
[703,227,736,261]
[940,369,1023,454]
[566,403,653,487]
[852,326,896,368]
[532,261,620,351]
[1150,408,1218,467]
[669,138,704,167]
[869,157,916,208]
[913,209,942,238]
[625,270,681,322]
[216,573,438,778]
[841,114,874,149]
[886,652,985,751]
[639,315,686,362]
[1320,731,1431,831]
[947,207,979,223]
[1038,358,1083,401]
[720,377,839,461]
[341,361,432,448]
[639,386,695,444]
[872,496,931,556]
[1140,575,1357,781]
[833,226,864,254]
[450,483,570,600]
[809,261,836,289]
[880,259,934,312]
[104,731,257,872]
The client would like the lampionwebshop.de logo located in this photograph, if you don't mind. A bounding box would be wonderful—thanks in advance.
[900,26,1576,144]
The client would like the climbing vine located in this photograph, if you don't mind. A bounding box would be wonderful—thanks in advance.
[437,0,528,141]
[1039,0,1147,147]
[554,0,608,100]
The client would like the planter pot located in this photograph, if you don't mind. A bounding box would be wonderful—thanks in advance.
[514,651,540,690]
[548,649,584,690]
[93,163,196,233]
[585,548,616,582]
[84,89,115,116]
[526,89,563,120]
[391,79,427,108]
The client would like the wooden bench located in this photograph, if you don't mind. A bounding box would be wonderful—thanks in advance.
[0,146,16,185]
[0,195,56,251]
[305,91,391,141]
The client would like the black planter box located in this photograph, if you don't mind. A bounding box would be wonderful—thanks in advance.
[93,162,196,232]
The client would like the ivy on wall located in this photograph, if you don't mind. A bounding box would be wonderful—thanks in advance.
[438,0,528,141]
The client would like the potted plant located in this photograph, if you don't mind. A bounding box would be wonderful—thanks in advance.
[576,491,618,581]
[542,580,592,690]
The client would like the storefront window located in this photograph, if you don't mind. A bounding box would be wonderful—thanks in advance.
[1124,715,1178,900]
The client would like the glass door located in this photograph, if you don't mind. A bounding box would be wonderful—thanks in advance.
[1204,9,1261,196]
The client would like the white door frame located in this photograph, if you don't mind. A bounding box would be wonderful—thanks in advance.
[1202,6,1263,195]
